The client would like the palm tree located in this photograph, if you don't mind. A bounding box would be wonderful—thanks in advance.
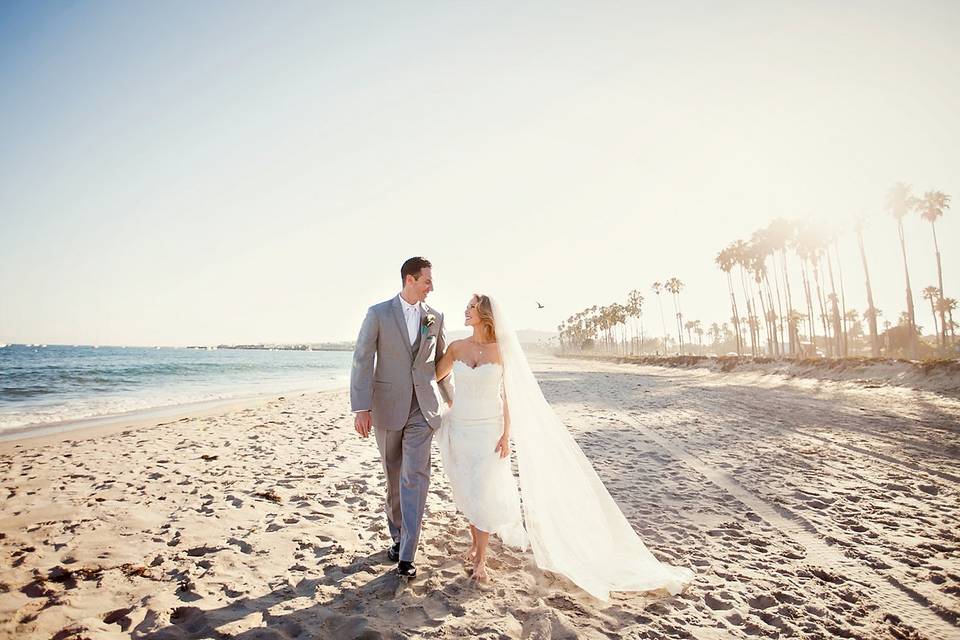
[941,297,958,347]
[715,246,743,356]
[918,190,952,349]
[855,218,881,357]
[844,308,864,348]
[795,243,817,356]
[684,320,696,352]
[922,286,941,343]
[651,282,667,354]
[708,321,721,352]
[749,230,780,357]
[747,248,773,356]
[611,303,628,354]
[812,250,832,357]
[598,305,613,352]
[626,289,645,355]
[665,277,685,353]
[828,230,849,357]
[766,219,795,356]
[823,236,844,357]
[693,320,704,355]
[731,240,759,356]
[794,222,830,357]
[887,182,919,358]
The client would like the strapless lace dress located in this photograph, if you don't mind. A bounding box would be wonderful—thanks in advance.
[437,361,528,549]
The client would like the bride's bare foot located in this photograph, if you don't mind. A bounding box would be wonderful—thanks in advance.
[470,559,489,582]
[463,546,477,563]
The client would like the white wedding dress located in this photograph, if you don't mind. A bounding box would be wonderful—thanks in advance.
[437,360,528,549]
[437,295,694,602]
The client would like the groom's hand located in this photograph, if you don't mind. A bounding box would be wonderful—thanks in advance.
[354,411,372,438]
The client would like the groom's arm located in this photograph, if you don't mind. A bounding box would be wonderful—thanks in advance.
[350,306,378,416]
[435,314,455,405]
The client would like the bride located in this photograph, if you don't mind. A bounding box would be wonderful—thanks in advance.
[435,294,693,601]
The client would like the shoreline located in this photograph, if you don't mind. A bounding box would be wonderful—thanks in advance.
[0,384,348,454]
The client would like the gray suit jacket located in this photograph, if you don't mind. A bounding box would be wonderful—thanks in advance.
[350,296,453,430]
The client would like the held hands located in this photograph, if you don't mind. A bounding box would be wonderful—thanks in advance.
[494,432,510,459]
[355,411,372,438]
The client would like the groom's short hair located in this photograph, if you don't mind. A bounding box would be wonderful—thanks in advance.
[401,257,432,283]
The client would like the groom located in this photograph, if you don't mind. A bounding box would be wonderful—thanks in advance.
[350,256,453,578]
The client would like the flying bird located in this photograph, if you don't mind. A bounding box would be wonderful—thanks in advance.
[536,302,545,309]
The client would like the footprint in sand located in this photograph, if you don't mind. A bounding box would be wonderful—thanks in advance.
[226,537,253,554]
[703,592,735,611]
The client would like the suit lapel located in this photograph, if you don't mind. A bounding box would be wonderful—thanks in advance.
[391,296,414,355]
[413,304,431,364]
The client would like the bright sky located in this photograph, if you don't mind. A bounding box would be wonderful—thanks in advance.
[1,1,958,346]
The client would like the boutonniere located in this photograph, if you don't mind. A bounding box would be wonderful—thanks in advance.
[421,314,437,336]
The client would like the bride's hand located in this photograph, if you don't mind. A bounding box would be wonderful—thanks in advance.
[494,432,510,459]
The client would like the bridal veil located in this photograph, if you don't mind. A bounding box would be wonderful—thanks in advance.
[490,295,694,601]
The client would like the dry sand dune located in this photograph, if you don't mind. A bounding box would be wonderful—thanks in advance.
[1,356,958,639]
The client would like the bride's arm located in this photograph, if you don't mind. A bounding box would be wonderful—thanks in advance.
[495,390,511,459]
[436,339,460,381]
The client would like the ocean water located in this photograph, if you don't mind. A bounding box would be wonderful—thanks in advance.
[0,344,352,435]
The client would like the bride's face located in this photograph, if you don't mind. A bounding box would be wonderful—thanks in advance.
[464,297,481,327]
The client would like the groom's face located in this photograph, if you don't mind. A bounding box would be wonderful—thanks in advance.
[407,267,433,302]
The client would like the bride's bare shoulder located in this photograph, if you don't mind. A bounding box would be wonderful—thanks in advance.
[446,339,466,353]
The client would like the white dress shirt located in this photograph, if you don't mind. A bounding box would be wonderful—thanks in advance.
[398,294,422,346]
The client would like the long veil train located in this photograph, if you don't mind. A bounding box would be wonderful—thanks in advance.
[489,295,693,601]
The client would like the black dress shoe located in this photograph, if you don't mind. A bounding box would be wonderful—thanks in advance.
[397,561,417,578]
[387,541,400,563]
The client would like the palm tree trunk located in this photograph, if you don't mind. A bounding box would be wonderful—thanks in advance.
[748,277,763,355]
[898,220,919,358]
[812,258,832,357]
[762,268,780,357]
[825,250,843,357]
[739,267,757,356]
[754,277,771,356]
[931,222,949,348]
[770,256,786,357]
[928,297,940,340]
[857,229,881,357]
[656,295,667,354]
[832,242,849,357]
[639,313,645,356]
[672,294,684,354]
[948,306,956,345]
[781,250,796,357]
[727,272,743,355]
[800,259,816,356]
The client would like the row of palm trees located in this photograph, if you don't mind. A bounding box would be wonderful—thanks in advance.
[559,184,955,359]
[557,279,692,356]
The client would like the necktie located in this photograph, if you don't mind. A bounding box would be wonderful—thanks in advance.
[407,306,417,345]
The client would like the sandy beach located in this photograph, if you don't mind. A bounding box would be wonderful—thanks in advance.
[1,355,958,639]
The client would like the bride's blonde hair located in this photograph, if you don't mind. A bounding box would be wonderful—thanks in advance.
[473,293,496,343]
